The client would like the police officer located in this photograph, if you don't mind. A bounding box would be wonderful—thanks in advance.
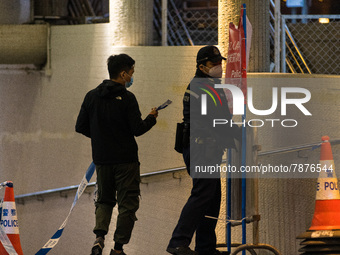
[167,46,239,255]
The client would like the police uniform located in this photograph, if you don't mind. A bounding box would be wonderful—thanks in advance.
[167,46,239,255]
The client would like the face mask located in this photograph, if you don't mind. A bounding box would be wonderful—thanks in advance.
[125,76,134,88]
[124,73,134,88]
[207,65,223,78]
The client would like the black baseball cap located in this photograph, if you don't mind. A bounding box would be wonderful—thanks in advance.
[196,46,226,64]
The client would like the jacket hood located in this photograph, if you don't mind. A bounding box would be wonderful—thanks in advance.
[95,80,126,98]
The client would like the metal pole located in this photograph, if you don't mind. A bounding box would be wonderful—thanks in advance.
[252,127,259,245]
[281,16,286,73]
[45,24,52,76]
[241,106,247,255]
[227,151,232,253]
[162,0,168,46]
[274,0,280,72]
[302,0,308,24]
[241,5,247,254]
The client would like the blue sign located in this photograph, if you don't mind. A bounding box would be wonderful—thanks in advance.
[286,0,304,7]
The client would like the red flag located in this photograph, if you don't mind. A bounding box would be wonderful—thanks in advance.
[238,8,247,103]
[225,23,243,114]
[224,7,252,114]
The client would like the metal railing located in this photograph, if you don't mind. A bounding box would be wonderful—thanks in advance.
[153,0,217,45]
[283,23,312,74]
[269,0,312,74]
[14,139,340,202]
[281,15,340,74]
[154,0,194,46]
[14,166,187,203]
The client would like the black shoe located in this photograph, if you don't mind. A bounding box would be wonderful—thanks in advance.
[166,246,198,255]
[110,249,127,255]
[91,237,105,255]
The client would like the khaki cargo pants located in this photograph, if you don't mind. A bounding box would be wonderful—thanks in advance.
[94,162,140,244]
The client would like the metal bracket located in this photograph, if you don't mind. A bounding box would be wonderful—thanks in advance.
[16,198,25,205]
[172,172,182,180]
[253,145,262,152]
[297,150,309,160]
[36,195,44,202]
[59,191,68,198]
[140,180,149,186]
[231,243,282,255]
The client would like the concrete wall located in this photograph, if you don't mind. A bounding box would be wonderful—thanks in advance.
[0,23,339,255]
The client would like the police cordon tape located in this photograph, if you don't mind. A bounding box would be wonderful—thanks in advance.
[0,225,18,255]
[35,162,95,255]
[0,142,330,254]
[0,181,19,255]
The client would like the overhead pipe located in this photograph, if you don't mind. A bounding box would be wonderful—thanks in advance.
[0,24,48,66]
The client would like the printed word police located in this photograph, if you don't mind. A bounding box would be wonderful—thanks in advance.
[317,181,339,191]
[0,219,18,227]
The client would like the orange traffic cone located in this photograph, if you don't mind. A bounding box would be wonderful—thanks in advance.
[309,136,340,230]
[0,181,24,255]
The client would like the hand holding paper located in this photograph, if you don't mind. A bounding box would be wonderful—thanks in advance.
[150,107,158,118]
[157,99,172,110]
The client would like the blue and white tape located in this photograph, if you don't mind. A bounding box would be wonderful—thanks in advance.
[0,224,18,255]
[35,162,95,255]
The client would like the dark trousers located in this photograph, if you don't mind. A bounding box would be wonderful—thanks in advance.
[168,145,222,254]
[94,162,140,245]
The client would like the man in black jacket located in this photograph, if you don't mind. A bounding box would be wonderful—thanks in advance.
[76,54,158,255]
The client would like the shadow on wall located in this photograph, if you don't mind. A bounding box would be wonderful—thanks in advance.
[0,73,43,189]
